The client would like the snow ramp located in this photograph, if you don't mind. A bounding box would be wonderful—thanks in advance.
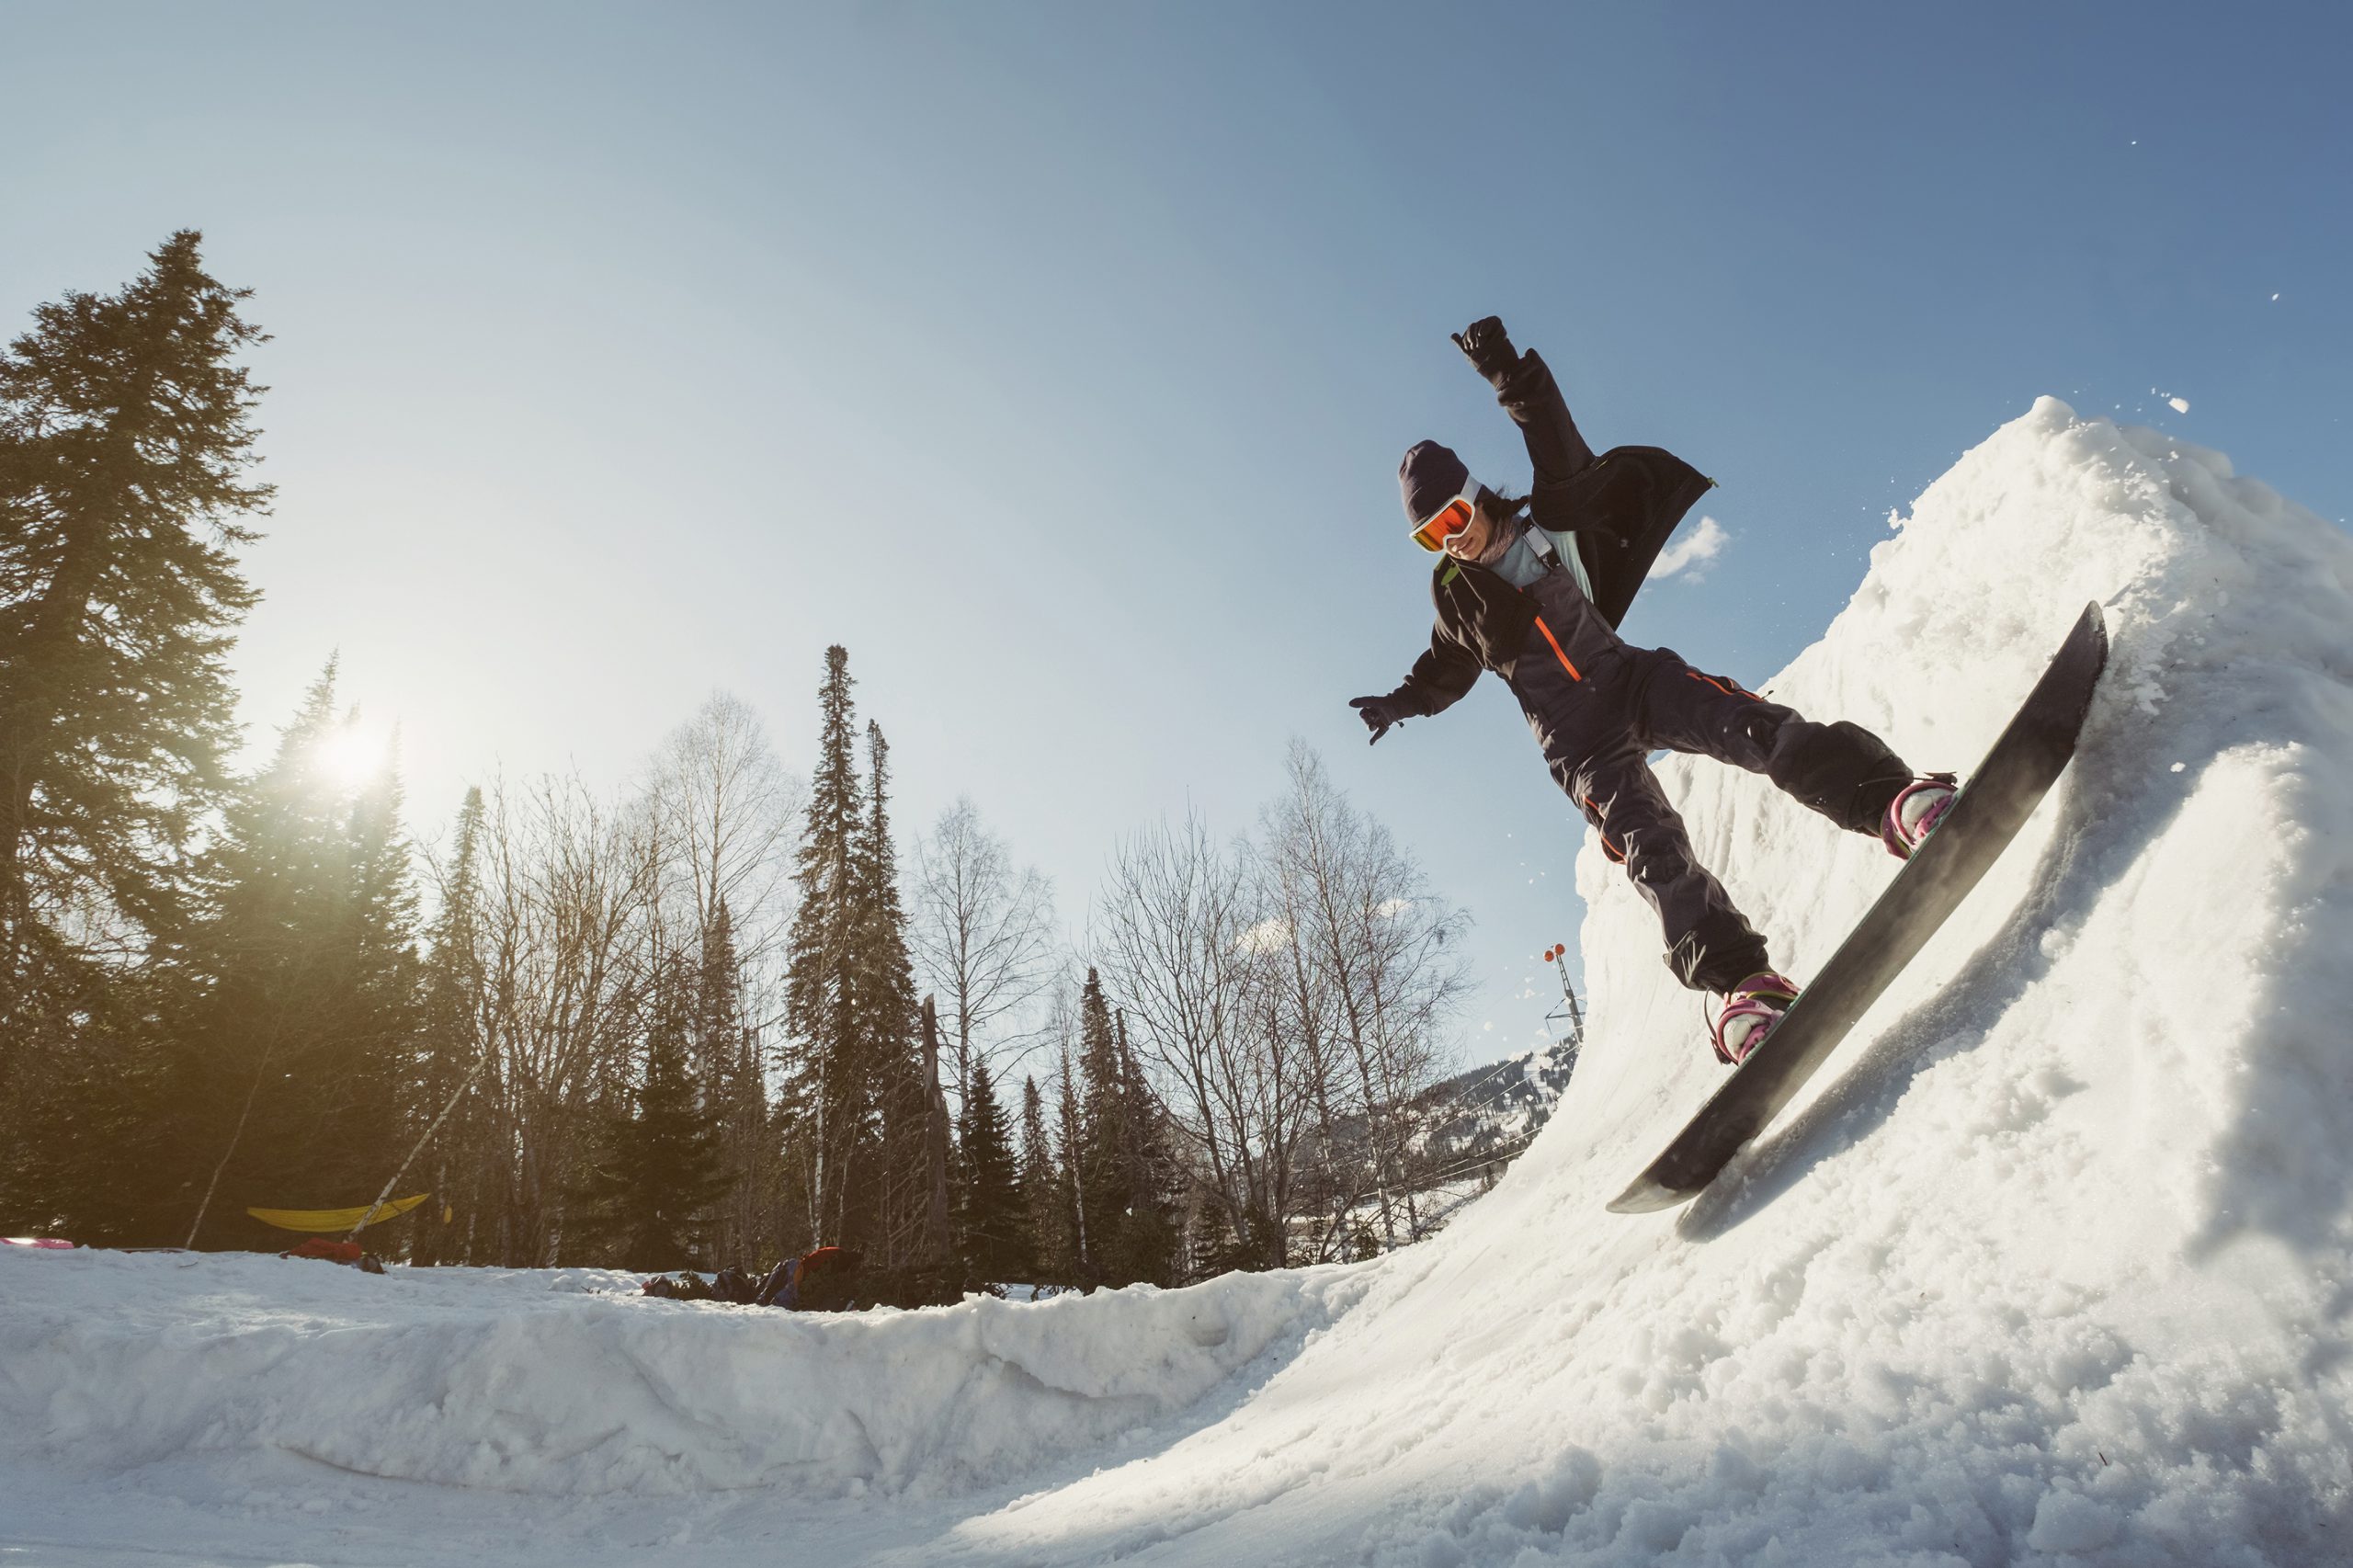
[903,400,2353,1566]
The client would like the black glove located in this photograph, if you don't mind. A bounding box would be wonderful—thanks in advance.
[1450,315,1520,381]
[1348,693,1413,744]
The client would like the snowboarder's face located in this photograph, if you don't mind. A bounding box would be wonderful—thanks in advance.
[1439,502,1496,561]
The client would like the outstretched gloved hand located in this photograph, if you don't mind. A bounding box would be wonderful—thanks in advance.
[1348,693,1413,744]
[1450,315,1520,381]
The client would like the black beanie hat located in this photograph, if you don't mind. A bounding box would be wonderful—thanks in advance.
[1398,440,1471,528]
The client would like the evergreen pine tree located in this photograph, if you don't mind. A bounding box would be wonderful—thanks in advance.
[1053,1045,1091,1286]
[0,233,270,1227]
[693,899,768,1266]
[0,982,167,1241]
[1110,1009,1179,1286]
[574,953,732,1270]
[411,788,488,1266]
[1188,1199,1245,1281]
[953,1056,1024,1281]
[852,722,923,1263]
[161,664,422,1248]
[1017,1074,1058,1282]
[342,722,423,1221]
[1074,968,1136,1281]
[780,647,869,1251]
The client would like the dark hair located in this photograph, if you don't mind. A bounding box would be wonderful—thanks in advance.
[1478,485,1531,524]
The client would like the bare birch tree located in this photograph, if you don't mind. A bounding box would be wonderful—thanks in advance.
[1090,754,1472,1275]
[1262,742,1471,1249]
[1097,811,1309,1268]
[642,691,801,1263]
[644,692,801,964]
[911,796,1056,1105]
[460,772,660,1265]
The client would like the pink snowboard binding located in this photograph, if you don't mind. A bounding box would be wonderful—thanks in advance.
[1712,971,1800,1065]
[1881,773,1959,860]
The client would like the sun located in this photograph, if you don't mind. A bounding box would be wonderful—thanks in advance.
[313,721,392,789]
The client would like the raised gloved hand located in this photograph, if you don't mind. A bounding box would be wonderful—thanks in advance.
[1450,315,1520,381]
[1348,692,1414,744]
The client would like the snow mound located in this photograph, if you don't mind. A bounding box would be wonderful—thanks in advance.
[0,1248,1359,1499]
[906,401,2353,1564]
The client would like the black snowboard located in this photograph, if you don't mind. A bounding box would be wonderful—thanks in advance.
[1608,601,2109,1214]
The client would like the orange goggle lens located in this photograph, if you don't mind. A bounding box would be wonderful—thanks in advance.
[1411,495,1477,552]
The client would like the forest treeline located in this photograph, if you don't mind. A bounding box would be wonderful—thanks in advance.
[0,234,1472,1289]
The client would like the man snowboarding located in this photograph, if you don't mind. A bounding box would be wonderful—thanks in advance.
[1350,317,1957,1063]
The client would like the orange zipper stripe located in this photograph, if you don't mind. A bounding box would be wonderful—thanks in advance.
[1577,794,1626,863]
[1688,670,1760,700]
[1534,617,1581,681]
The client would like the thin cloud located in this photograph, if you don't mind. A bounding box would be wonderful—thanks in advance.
[1238,915,1291,954]
[1651,515,1728,580]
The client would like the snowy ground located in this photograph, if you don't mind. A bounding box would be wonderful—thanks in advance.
[1,1251,1363,1563]
[7,398,2351,1565]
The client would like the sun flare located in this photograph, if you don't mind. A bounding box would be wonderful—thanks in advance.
[313,722,390,788]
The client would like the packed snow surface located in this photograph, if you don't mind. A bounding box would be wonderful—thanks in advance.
[6,399,2351,1564]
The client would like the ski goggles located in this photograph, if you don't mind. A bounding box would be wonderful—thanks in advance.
[1409,480,1482,552]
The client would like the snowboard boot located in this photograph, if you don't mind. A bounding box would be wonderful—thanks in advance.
[1880,773,1959,860]
[1712,971,1799,1065]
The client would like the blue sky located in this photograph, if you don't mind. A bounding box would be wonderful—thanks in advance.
[5,2,2347,1062]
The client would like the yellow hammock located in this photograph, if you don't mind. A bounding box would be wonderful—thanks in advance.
[245,1193,430,1233]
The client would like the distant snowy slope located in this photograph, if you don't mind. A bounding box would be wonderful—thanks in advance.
[1419,1040,1579,1165]
[906,400,2353,1565]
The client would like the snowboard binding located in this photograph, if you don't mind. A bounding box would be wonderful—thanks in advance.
[1712,971,1800,1065]
[1881,773,1960,860]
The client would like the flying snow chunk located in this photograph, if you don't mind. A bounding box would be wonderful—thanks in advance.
[2168,396,2190,414]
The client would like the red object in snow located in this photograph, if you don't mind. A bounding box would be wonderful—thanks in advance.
[282,1237,365,1264]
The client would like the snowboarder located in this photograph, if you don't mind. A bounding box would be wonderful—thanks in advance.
[1350,317,1957,1064]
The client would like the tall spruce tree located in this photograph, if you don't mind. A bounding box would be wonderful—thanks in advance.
[1053,1044,1091,1286]
[954,1054,1024,1281]
[780,647,871,1251]
[0,233,270,1222]
[693,899,769,1265]
[1110,1008,1179,1286]
[1074,968,1137,1281]
[854,722,923,1263]
[411,787,489,1265]
[1017,1074,1059,1283]
[163,664,422,1249]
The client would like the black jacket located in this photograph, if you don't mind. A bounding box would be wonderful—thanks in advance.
[1391,349,1715,717]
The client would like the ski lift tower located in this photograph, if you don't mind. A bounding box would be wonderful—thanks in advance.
[1542,943,1586,1063]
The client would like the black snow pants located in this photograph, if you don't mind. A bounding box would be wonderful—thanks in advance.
[1506,570,1914,994]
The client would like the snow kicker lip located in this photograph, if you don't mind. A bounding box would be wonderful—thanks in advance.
[1608,600,2110,1215]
